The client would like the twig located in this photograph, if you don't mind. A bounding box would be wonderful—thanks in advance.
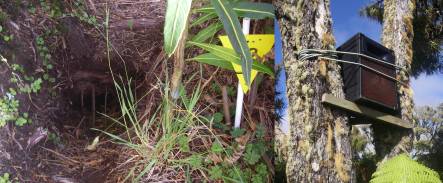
[6,124,24,151]
[221,86,231,126]
[201,66,219,91]
[92,86,96,127]
[41,147,80,164]
[87,0,97,14]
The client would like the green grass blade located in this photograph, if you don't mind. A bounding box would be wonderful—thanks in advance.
[210,0,253,85]
[187,43,274,77]
[188,42,238,61]
[197,2,275,19]
[191,12,218,27]
[164,0,193,56]
[232,2,274,19]
[188,53,235,70]
[252,60,274,77]
[190,22,223,43]
[134,160,157,182]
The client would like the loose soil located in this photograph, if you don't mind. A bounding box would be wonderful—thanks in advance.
[0,1,275,182]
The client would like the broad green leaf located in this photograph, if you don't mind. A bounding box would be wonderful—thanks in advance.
[191,12,218,27]
[164,0,193,56]
[234,2,275,19]
[188,53,235,70]
[190,22,223,43]
[187,52,274,77]
[197,2,275,19]
[210,0,253,85]
[188,41,238,61]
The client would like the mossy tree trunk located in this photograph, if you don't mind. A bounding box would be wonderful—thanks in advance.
[373,0,415,162]
[274,0,353,182]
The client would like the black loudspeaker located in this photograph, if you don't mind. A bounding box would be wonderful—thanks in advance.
[337,33,400,115]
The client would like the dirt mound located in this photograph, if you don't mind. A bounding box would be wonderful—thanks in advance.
[0,0,275,182]
[0,0,165,182]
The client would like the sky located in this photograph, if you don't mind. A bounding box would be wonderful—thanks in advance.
[331,0,443,107]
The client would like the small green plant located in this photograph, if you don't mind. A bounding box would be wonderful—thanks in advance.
[69,0,98,26]
[0,173,11,183]
[0,55,34,127]
[0,94,19,127]
[0,92,32,127]
[47,132,62,145]
[211,82,236,97]
[201,122,271,182]
[36,36,54,72]
[370,154,442,183]
[0,25,13,42]
[0,9,8,23]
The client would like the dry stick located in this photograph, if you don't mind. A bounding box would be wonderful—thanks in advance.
[104,87,108,114]
[201,67,219,91]
[243,102,256,130]
[149,50,166,74]
[92,86,96,127]
[41,147,80,164]
[87,0,97,14]
[248,75,259,110]
[221,86,232,126]
[81,89,85,113]
[6,124,24,151]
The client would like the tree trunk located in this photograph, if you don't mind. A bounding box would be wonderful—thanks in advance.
[373,0,415,163]
[274,0,353,182]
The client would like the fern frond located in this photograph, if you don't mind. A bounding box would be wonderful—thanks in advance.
[370,154,442,183]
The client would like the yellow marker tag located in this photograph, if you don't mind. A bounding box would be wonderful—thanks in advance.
[219,34,274,93]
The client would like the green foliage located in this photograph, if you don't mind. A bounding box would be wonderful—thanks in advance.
[211,140,224,154]
[0,95,19,127]
[36,35,54,73]
[0,93,32,127]
[163,0,193,56]
[190,22,223,44]
[47,132,62,145]
[209,0,254,85]
[178,135,191,152]
[231,128,245,138]
[164,0,274,88]
[350,126,377,182]
[0,9,8,23]
[197,1,275,19]
[414,105,443,157]
[71,0,98,26]
[0,24,14,42]
[97,75,236,181]
[415,103,443,178]
[209,165,223,180]
[0,173,11,183]
[188,42,274,76]
[370,154,442,183]
[207,123,270,182]
[191,12,217,27]
[0,55,32,127]
[0,42,46,128]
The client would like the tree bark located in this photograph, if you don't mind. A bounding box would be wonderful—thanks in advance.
[373,0,415,163]
[274,0,353,182]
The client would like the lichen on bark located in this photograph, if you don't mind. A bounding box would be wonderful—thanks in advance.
[274,0,352,182]
[373,0,415,163]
